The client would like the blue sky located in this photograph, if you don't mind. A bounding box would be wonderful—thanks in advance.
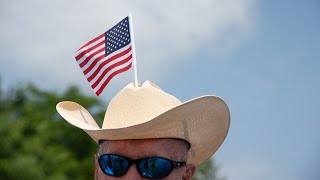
[1,0,319,179]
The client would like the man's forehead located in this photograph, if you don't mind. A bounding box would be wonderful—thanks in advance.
[100,138,184,147]
[99,138,190,159]
[99,138,189,147]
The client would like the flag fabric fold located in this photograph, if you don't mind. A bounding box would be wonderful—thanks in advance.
[75,16,133,96]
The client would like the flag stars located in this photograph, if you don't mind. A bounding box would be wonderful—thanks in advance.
[75,17,133,96]
[105,17,131,56]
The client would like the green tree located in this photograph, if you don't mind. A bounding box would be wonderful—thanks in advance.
[193,159,226,180]
[0,83,104,179]
[0,82,225,180]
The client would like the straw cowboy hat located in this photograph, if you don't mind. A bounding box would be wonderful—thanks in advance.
[56,80,230,165]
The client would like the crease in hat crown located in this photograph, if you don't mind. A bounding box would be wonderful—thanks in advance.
[102,80,182,129]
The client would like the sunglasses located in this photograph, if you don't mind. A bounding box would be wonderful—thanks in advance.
[97,154,186,179]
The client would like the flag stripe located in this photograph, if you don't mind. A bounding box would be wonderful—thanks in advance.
[95,62,132,96]
[86,46,132,81]
[81,51,105,74]
[91,54,132,89]
[82,43,131,76]
[79,47,105,68]
[76,33,105,54]
[75,40,106,61]
[76,42,105,65]
[87,50,132,85]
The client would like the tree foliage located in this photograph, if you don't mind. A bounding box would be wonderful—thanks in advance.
[0,83,104,179]
[0,82,225,179]
[193,159,226,180]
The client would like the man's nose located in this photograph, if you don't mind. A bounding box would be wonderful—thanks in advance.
[123,164,143,180]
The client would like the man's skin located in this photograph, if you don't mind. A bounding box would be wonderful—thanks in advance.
[95,138,196,180]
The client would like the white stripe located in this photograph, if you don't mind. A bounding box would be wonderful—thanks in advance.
[93,58,132,92]
[83,43,132,77]
[86,50,132,83]
[75,36,105,57]
[78,43,131,71]
[77,43,105,65]
[80,50,105,70]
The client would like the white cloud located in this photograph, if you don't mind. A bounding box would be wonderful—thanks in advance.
[0,0,255,94]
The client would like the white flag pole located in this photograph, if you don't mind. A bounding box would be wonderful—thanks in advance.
[129,13,139,87]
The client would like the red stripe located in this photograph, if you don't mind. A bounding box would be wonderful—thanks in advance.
[75,40,105,61]
[79,47,105,68]
[77,33,105,51]
[95,62,132,96]
[91,54,132,89]
[86,46,132,80]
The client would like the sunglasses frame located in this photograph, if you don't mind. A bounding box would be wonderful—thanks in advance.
[97,154,186,179]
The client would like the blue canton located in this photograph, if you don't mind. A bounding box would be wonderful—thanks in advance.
[105,17,131,56]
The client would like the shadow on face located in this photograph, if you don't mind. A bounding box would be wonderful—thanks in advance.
[95,138,196,180]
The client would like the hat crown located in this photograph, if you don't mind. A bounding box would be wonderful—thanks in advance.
[102,81,182,129]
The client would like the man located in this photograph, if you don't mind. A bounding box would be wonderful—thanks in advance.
[57,81,230,179]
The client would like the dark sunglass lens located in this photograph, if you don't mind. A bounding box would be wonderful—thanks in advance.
[100,155,129,176]
[138,157,173,179]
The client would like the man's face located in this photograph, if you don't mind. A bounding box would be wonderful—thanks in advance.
[95,138,196,180]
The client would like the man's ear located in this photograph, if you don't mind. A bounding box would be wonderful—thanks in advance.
[184,164,196,180]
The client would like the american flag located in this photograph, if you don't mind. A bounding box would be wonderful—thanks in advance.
[75,16,133,96]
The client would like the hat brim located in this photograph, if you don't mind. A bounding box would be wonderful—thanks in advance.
[56,95,230,165]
